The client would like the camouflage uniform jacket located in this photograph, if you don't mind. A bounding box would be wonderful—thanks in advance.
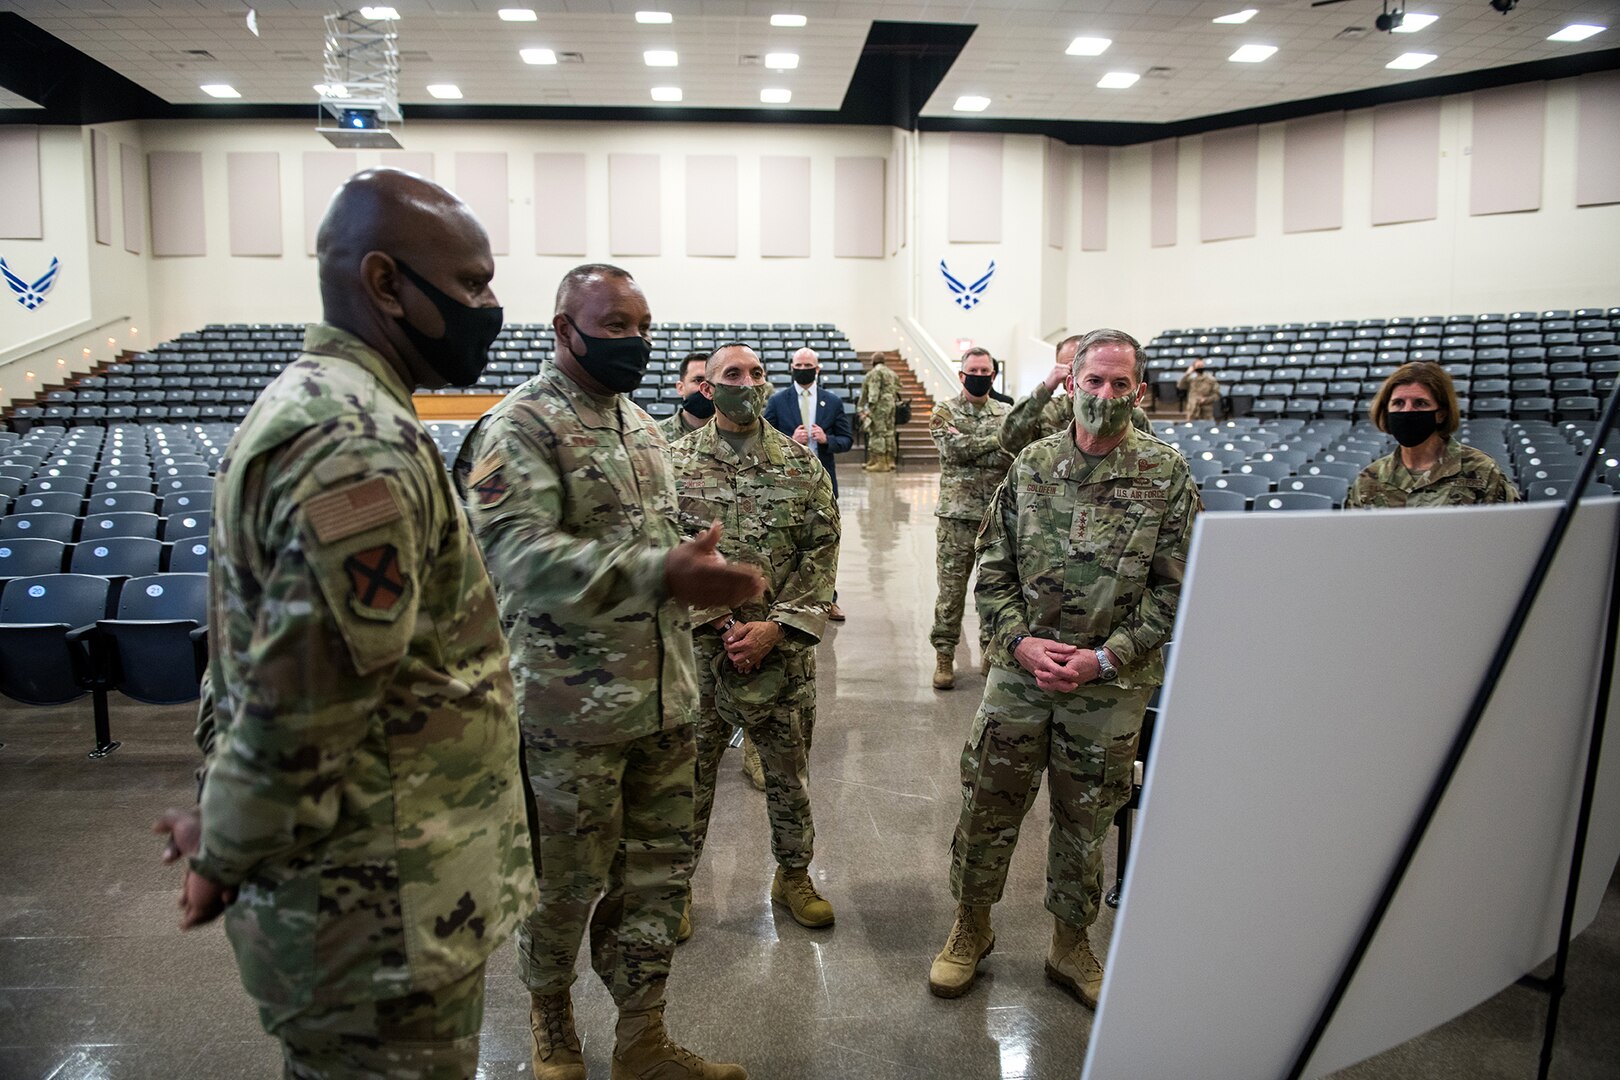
[670,421,839,644]
[457,361,696,747]
[976,425,1197,691]
[931,393,1013,522]
[1001,383,1152,456]
[657,410,705,445]
[859,363,901,421]
[193,323,536,1008]
[1178,370,1221,408]
[1345,437,1521,509]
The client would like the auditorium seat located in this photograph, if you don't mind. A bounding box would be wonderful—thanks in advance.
[92,572,208,706]
[0,573,109,707]
[70,537,163,579]
[1199,489,1248,512]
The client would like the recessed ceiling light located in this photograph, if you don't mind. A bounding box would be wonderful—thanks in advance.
[1065,37,1112,56]
[644,50,679,67]
[426,84,463,99]
[1386,51,1437,69]
[520,48,557,65]
[1212,9,1258,24]
[650,86,683,102]
[359,6,398,19]
[1097,71,1139,89]
[1391,13,1438,32]
[954,95,991,112]
[1548,24,1605,42]
[314,83,350,97]
[765,52,800,69]
[771,14,808,27]
[760,88,792,104]
[200,84,240,98]
[498,8,537,21]
[636,11,673,23]
[1228,44,1277,63]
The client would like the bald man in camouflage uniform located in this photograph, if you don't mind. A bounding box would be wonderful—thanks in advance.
[859,356,902,472]
[1001,336,1153,457]
[929,329,1196,1009]
[929,348,1012,690]
[172,169,537,1079]
[672,343,841,934]
[459,264,758,1080]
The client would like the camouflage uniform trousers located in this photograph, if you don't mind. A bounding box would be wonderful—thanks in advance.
[691,632,816,870]
[515,727,696,1011]
[1185,400,1215,420]
[930,516,988,655]
[949,665,1150,930]
[866,417,898,458]
[262,962,485,1080]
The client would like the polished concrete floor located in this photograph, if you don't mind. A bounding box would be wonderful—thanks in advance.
[1,468,1617,1080]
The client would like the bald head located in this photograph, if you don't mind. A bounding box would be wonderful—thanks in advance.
[316,168,491,317]
[312,168,499,388]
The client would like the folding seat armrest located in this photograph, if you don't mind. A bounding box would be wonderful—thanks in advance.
[64,622,112,688]
[190,624,210,682]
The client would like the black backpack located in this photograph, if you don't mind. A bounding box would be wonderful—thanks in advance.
[894,399,912,425]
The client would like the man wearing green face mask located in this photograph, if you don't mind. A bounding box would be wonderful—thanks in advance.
[929,328,1197,1009]
[1001,335,1156,456]
[671,343,842,938]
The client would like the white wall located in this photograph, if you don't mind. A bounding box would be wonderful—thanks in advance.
[1071,77,1620,344]
[0,123,150,407]
[135,119,898,348]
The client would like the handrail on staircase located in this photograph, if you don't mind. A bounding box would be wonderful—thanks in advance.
[892,314,960,405]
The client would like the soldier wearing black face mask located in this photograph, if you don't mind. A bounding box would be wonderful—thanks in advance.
[1346,361,1520,509]
[659,351,715,443]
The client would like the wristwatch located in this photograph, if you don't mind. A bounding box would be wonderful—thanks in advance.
[1094,647,1118,682]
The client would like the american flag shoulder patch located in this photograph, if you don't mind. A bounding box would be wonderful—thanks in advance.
[304,476,402,545]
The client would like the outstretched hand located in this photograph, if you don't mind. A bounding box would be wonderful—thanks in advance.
[666,522,765,609]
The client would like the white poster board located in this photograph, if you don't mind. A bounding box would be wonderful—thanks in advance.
[1083,499,1620,1080]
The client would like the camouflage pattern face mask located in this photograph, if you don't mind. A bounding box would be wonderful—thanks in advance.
[1073,390,1134,439]
[711,382,768,425]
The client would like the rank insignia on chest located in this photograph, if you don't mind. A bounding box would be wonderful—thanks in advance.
[344,544,406,612]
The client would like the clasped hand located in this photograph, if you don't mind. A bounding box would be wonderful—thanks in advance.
[717,619,781,674]
[1013,637,1102,693]
[152,807,235,930]
[792,424,827,446]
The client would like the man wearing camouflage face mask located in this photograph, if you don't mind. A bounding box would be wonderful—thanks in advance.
[928,328,1197,1009]
[671,342,841,938]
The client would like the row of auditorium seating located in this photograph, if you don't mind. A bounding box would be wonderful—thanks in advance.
[4,320,861,427]
[1159,416,1617,510]
[1143,306,1618,423]
[0,570,208,756]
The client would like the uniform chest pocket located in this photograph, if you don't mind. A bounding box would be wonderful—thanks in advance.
[678,485,734,533]
[1085,500,1158,581]
[1015,487,1075,576]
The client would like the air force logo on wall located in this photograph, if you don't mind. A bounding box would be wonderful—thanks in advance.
[2,257,60,311]
[941,259,995,310]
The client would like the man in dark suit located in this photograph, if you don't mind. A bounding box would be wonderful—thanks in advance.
[765,346,852,620]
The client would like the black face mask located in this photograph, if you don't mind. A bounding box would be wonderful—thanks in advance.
[791,367,817,386]
[962,374,994,398]
[1386,409,1440,448]
[564,315,652,394]
[392,259,503,388]
[682,391,715,420]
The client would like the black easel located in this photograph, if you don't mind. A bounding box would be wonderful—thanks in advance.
[1283,387,1620,1080]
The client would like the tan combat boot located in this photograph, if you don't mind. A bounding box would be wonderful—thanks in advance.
[611,1006,748,1080]
[740,736,766,792]
[877,453,897,473]
[928,904,994,998]
[529,991,587,1080]
[1045,917,1105,1008]
[933,652,956,690]
[771,866,835,928]
[677,893,692,944]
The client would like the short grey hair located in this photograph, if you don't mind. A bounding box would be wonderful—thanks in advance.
[1070,328,1146,383]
